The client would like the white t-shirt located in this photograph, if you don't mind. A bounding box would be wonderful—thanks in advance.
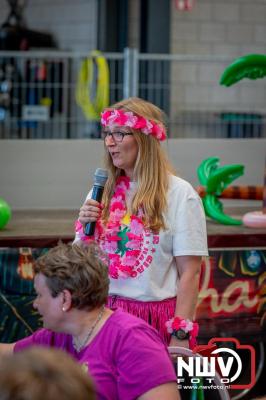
[75,175,208,301]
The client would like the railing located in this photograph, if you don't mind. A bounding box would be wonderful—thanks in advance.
[0,49,265,139]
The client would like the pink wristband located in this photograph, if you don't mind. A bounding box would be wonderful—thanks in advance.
[165,316,199,346]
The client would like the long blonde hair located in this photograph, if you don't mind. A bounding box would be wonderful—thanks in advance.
[101,97,175,232]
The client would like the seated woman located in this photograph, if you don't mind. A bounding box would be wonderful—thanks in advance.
[0,242,179,400]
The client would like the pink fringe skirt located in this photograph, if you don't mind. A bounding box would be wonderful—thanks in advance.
[107,295,176,345]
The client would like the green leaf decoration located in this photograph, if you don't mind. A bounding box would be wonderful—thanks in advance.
[116,226,130,256]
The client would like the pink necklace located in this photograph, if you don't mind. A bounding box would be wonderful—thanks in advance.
[97,176,145,279]
[75,176,146,279]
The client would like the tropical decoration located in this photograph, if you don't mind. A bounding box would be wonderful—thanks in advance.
[220,53,266,228]
[197,157,244,225]
[101,108,167,141]
[220,54,266,87]
[75,176,147,279]
[196,185,263,200]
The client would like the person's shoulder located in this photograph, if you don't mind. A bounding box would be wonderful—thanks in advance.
[31,328,65,343]
[109,309,150,330]
[168,174,198,199]
[108,309,158,336]
[109,309,165,345]
[14,329,54,352]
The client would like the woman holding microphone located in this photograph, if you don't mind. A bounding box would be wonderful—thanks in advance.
[75,97,208,349]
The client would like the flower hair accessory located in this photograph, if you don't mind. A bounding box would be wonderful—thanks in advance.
[101,109,167,141]
[166,316,199,349]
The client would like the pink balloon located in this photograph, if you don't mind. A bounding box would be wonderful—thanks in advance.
[242,211,266,228]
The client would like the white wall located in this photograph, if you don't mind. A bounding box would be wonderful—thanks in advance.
[170,0,266,116]
[171,0,266,57]
[0,139,264,209]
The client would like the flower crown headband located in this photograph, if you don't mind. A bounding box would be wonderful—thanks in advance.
[100,109,167,141]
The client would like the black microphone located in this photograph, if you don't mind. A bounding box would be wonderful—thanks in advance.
[84,168,108,236]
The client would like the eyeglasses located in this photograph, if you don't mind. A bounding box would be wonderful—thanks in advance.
[101,131,133,142]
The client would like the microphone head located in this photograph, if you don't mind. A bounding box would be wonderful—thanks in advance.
[94,168,108,187]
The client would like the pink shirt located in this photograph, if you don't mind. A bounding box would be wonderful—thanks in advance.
[14,309,176,400]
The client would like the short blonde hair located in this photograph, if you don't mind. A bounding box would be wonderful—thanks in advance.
[34,242,109,311]
[102,97,175,231]
[0,347,96,400]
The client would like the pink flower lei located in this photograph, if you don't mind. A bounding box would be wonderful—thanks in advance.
[75,176,145,279]
[101,109,167,141]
